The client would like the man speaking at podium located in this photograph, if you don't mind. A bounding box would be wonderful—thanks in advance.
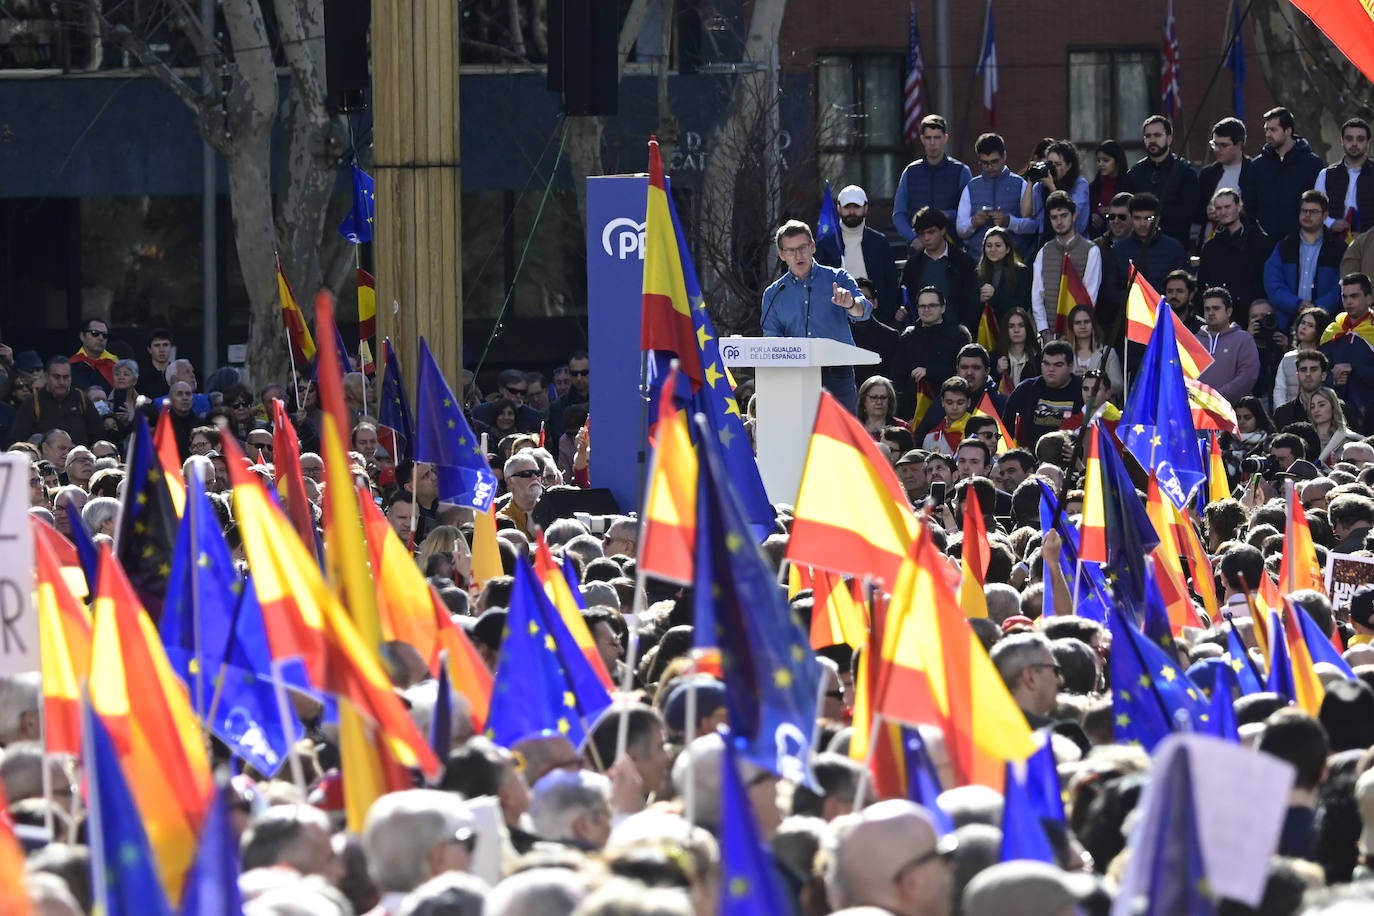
[761,219,873,412]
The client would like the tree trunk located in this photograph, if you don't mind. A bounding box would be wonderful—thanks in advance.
[698,0,788,332]
[1248,0,1373,161]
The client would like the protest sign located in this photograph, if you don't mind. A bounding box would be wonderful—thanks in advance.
[1326,552,1374,610]
[0,454,36,675]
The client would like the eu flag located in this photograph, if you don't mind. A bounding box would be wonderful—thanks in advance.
[338,164,376,244]
[379,339,414,463]
[486,561,612,748]
[816,180,839,244]
[1037,482,1112,623]
[1082,423,1159,624]
[901,727,953,835]
[1120,302,1206,509]
[718,731,795,916]
[430,652,453,762]
[1265,609,1299,705]
[1199,660,1240,743]
[1108,607,1206,751]
[1116,745,1215,916]
[695,413,819,784]
[85,704,175,916]
[1000,758,1057,864]
[1224,623,1265,696]
[414,336,498,511]
[114,415,179,620]
[64,500,100,593]
[178,784,244,916]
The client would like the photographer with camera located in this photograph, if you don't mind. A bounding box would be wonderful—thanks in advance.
[1019,140,1090,249]
[1242,299,1289,405]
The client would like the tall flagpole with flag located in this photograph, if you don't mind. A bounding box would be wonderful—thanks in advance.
[1161,0,1182,120]
[902,1,925,144]
[976,0,998,128]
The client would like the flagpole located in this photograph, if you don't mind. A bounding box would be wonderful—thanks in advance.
[80,686,111,916]
[853,710,881,813]
[613,629,641,763]
[269,660,309,794]
[39,692,55,844]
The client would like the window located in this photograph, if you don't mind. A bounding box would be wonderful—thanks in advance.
[816,53,905,199]
[1068,49,1159,146]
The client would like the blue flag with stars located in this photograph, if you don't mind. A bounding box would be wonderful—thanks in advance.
[161,470,303,776]
[1037,482,1112,623]
[486,561,612,748]
[1108,606,1206,751]
[718,730,796,916]
[1294,603,1355,678]
[379,338,415,464]
[695,413,819,784]
[1120,299,1206,510]
[114,415,178,620]
[1265,609,1299,705]
[414,336,498,511]
[1000,757,1057,864]
[178,783,245,916]
[338,164,376,244]
[902,726,953,836]
[1199,660,1240,743]
[85,702,174,916]
[1224,622,1265,696]
[64,500,101,594]
[816,180,839,245]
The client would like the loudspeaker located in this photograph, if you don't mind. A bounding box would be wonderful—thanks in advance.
[324,0,371,114]
[549,0,618,116]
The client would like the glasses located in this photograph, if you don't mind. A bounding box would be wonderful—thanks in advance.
[1300,208,1325,216]
[1208,140,1234,150]
[976,431,999,441]
[894,836,959,882]
[824,689,845,701]
[84,329,107,338]
[509,469,541,479]
[230,399,252,408]
[505,387,527,396]
[917,301,943,310]
[1029,662,1063,676]
[780,243,812,257]
[1107,213,1129,221]
[865,393,890,401]
[569,369,589,377]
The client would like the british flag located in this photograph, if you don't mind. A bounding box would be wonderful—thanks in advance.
[902,1,924,143]
[1161,0,1182,118]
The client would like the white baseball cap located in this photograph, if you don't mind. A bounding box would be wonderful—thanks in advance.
[837,185,868,206]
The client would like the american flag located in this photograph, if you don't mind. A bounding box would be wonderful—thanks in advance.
[1161,0,1181,118]
[902,1,924,144]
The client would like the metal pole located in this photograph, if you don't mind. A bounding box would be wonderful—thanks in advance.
[200,0,219,375]
[932,0,953,129]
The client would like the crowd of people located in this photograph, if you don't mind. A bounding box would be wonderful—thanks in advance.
[6,104,1374,916]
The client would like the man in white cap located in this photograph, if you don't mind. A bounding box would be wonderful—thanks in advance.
[817,184,901,315]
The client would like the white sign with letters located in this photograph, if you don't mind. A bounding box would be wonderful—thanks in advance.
[720,337,814,367]
[0,454,36,675]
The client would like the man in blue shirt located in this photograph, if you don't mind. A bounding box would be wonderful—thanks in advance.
[1263,189,1347,329]
[761,219,873,412]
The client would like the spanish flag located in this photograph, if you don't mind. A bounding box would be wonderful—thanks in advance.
[640,363,698,585]
[358,266,377,341]
[89,547,212,903]
[806,568,869,649]
[470,506,505,587]
[1145,474,1204,634]
[877,530,1035,789]
[974,392,1015,451]
[34,521,90,757]
[533,534,615,689]
[433,592,494,732]
[1319,311,1374,349]
[641,138,704,393]
[1124,265,1213,378]
[1055,251,1093,337]
[152,407,186,516]
[1208,433,1231,505]
[0,780,27,915]
[977,302,1000,351]
[910,379,936,430]
[359,481,439,666]
[272,397,318,553]
[276,254,316,367]
[1187,377,1240,434]
[1280,483,1323,596]
[960,492,991,619]
[789,392,920,590]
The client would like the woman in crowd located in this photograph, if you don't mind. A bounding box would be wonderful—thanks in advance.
[1088,140,1128,238]
[1311,387,1359,465]
[1020,139,1090,244]
[995,307,1041,392]
[1066,305,1123,401]
[1223,395,1275,478]
[856,376,905,438]
[976,227,1031,320]
[1272,305,1330,407]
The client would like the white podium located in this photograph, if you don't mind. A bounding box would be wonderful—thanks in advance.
[721,336,879,504]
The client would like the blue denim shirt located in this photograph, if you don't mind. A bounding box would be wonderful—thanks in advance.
[761,262,872,342]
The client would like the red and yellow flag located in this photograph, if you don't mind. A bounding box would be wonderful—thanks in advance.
[1125,265,1213,378]
[1080,425,1108,563]
[1286,1,1374,85]
[358,266,377,341]
[641,138,703,388]
[1280,483,1323,596]
[153,407,187,517]
[433,592,494,732]
[960,493,990,619]
[1319,311,1374,349]
[276,254,317,366]
[532,534,615,689]
[1055,251,1093,337]
[876,530,1035,789]
[0,781,28,916]
[1208,433,1231,505]
[34,521,90,756]
[789,392,919,590]
[805,568,869,649]
[272,398,316,553]
[640,364,698,585]
[977,303,1000,352]
[910,379,936,430]
[471,505,505,587]
[1146,474,1205,634]
[89,547,211,903]
[974,392,1015,451]
[359,482,439,666]
[1187,377,1240,435]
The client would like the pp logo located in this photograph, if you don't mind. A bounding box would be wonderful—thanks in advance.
[601,218,647,260]
[722,345,741,360]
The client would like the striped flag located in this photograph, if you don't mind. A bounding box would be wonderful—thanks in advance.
[275,255,316,367]
[1161,0,1182,118]
[902,1,925,143]
[976,0,998,127]
[977,303,1000,352]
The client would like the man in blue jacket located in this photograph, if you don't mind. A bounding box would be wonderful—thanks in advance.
[1320,272,1374,433]
[1247,107,1325,243]
[893,114,971,250]
[762,219,873,412]
[956,132,1038,258]
[1263,189,1348,329]
[815,184,900,320]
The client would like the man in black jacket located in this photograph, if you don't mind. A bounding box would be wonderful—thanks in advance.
[888,286,971,421]
[1197,117,1254,235]
[1315,117,1374,237]
[1197,188,1273,325]
[898,207,979,332]
[816,184,901,317]
[1123,115,1201,246]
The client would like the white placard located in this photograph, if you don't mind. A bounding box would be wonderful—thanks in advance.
[720,337,813,367]
[0,454,37,675]
[1325,552,1374,611]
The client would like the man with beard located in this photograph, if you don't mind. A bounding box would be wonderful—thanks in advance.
[1123,115,1201,245]
[1198,188,1274,324]
[816,183,900,314]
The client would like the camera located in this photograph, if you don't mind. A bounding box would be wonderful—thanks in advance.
[1241,455,1281,480]
[1253,313,1277,334]
[1026,161,1052,182]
